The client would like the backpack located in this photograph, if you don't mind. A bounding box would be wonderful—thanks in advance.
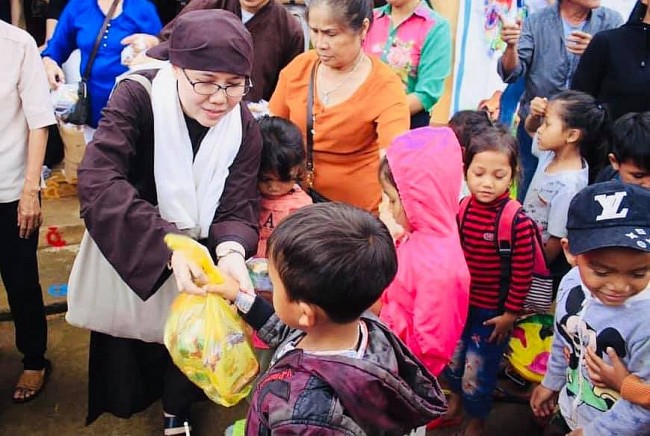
[458,196,553,314]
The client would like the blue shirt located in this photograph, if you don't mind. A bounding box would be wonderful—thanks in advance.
[42,0,161,128]
[561,18,586,88]
[497,3,622,120]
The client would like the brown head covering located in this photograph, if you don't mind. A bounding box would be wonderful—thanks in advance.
[148,10,254,77]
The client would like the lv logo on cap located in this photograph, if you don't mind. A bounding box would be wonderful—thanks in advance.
[595,192,629,221]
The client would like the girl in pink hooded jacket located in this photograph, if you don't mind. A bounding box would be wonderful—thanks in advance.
[379,127,471,378]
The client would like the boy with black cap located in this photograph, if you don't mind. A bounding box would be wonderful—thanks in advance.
[530,181,650,436]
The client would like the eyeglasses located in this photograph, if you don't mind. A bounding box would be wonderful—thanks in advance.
[182,69,252,98]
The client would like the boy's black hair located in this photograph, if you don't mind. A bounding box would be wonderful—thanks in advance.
[549,90,611,182]
[448,110,494,149]
[259,116,306,181]
[611,112,650,172]
[267,202,397,324]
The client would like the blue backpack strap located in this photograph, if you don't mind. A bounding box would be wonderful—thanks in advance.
[495,199,523,313]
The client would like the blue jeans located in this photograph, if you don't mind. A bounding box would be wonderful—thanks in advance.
[516,122,537,202]
[444,307,510,419]
[498,78,526,129]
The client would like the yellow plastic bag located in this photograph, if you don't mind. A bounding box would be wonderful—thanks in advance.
[163,234,259,407]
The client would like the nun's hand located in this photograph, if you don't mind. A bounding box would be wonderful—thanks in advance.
[216,243,254,293]
[170,251,208,295]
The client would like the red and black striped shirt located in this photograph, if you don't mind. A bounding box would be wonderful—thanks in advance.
[459,194,535,313]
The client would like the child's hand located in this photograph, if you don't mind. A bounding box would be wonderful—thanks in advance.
[204,268,242,302]
[585,347,630,392]
[567,429,584,436]
[529,97,548,118]
[530,385,558,418]
[484,312,517,344]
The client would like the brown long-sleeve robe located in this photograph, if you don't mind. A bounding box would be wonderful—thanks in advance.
[77,69,262,301]
[159,0,304,102]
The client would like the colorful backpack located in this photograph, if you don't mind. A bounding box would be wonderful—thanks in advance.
[458,196,553,314]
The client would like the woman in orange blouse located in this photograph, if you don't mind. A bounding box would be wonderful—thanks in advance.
[269,0,409,214]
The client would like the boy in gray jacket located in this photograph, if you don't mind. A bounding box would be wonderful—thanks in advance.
[530,181,650,435]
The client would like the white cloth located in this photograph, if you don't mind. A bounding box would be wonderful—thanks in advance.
[67,231,178,343]
[151,64,242,238]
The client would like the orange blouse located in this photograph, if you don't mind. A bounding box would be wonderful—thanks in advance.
[269,51,410,213]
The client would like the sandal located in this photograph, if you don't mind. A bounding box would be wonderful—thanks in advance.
[164,415,192,435]
[13,359,51,403]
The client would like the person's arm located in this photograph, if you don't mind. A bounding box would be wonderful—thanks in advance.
[17,34,57,238]
[584,337,650,434]
[41,1,78,85]
[621,375,650,408]
[544,236,563,266]
[268,67,291,118]
[207,273,294,347]
[524,96,547,136]
[531,293,568,418]
[570,32,608,97]
[586,346,650,409]
[375,75,410,149]
[45,0,66,42]
[410,16,452,114]
[497,16,533,83]
[11,0,23,27]
[77,78,179,300]
[503,215,535,313]
[119,0,163,54]
[546,187,582,264]
[18,128,48,239]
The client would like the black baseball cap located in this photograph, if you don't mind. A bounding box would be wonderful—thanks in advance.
[566,181,650,255]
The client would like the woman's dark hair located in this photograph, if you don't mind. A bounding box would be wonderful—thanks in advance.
[267,202,397,324]
[464,125,521,184]
[259,116,306,181]
[306,0,373,32]
[378,157,397,191]
[611,112,650,172]
[549,90,611,182]
[448,110,494,149]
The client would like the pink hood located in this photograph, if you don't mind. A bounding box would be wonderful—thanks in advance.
[380,127,470,376]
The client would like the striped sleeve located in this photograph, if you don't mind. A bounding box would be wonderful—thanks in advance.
[504,212,535,313]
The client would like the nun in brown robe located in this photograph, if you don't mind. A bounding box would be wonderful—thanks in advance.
[75,10,261,433]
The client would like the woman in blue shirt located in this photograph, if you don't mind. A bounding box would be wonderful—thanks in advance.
[42,0,161,134]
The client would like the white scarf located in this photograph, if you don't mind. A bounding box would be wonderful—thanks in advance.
[151,64,242,238]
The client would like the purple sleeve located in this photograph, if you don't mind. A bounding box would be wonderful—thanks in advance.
[77,78,179,300]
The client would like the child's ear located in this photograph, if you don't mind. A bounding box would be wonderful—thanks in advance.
[297,302,317,329]
[566,128,582,145]
[560,238,576,267]
[608,153,620,170]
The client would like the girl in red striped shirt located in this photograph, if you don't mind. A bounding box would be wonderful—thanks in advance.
[441,126,536,436]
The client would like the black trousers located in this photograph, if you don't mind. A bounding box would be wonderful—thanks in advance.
[87,332,205,425]
[0,200,47,370]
